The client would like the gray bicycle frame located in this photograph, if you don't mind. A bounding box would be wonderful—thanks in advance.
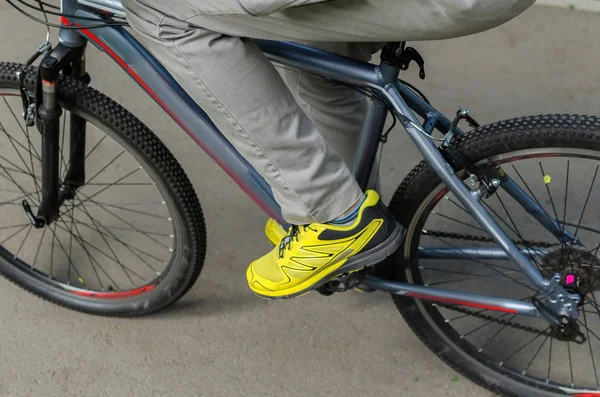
[52,0,582,320]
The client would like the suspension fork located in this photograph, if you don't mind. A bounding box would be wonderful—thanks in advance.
[61,44,89,201]
[35,43,88,225]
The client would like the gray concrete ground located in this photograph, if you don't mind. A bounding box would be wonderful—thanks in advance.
[0,3,600,397]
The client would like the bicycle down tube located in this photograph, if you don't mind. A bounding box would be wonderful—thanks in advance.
[54,0,581,319]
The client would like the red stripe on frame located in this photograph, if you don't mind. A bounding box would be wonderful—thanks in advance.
[574,394,600,397]
[60,17,178,126]
[406,292,519,314]
[60,17,282,222]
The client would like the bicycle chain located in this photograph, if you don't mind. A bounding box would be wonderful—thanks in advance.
[423,229,555,336]
[422,229,557,248]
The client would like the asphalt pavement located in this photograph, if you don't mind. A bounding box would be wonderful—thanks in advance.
[0,3,600,397]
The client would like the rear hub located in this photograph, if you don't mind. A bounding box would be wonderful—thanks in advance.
[543,247,600,296]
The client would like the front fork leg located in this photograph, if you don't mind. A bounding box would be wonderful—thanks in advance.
[34,43,87,225]
[61,53,87,201]
[36,58,62,225]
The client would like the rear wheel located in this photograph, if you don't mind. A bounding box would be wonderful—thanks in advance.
[389,115,600,396]
[0,62,206,316]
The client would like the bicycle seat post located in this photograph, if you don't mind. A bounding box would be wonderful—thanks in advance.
[353,43,407,189]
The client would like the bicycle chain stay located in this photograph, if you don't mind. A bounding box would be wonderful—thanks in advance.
[438,303,587,345]
[438,303,550,337]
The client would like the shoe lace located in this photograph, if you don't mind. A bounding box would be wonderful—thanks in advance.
[278,224,318,258]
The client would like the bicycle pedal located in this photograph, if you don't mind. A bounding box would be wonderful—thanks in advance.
[317,270,367,296]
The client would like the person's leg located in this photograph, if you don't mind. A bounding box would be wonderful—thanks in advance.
[282,41,385,192]
[263,41,384,246]
[122,1,364,226]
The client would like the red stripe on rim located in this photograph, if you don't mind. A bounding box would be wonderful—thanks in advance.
[574,394,600,397]
[70,284,156,299]
[406,292,518,314]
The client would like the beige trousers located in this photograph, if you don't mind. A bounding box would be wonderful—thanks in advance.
[121,0,535,224]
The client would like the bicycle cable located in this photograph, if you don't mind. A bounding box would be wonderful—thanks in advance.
[5,0,130,29]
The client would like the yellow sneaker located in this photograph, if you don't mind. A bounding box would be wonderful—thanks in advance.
[248,190,403,299]
[265,217,287,246]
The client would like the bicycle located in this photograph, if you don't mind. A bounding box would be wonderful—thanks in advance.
[2,0,600,396]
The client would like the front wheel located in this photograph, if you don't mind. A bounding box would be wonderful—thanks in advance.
[389,115,600,396]
[0,62,207,316]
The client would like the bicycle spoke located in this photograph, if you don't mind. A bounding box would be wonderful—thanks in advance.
[77,192,170,250]
[563,159,570,240]
[58,114,67,180]
[0,223,36,231]
[47,221,86,284]
[582,308,599,387]
[62,135,107,182]
[58,219,146,283]
[64,217,121,290]
[430,210,486,233]
[50,223,56,278]
[511,164,562,240]
[444,197,471,216]
[559,221,600,236]
[422,266,520,280]
[55,217,134,290]
[69,221,171,237]
[523,333,550,375]
[427,235,537,292]
[494,191,548,271]
[83,201,167,207]
[577,319,600,342]
[68,201,74,283]
[567,341,574,387]
[427,275,520,286]
[61,166,140,214]
[69,219,107,290]
[482,201,522,240]
[13,224,32,259]
[566,162,599,270]
[32,227,46,269]
[2,97,42,201]
[88,200,167,220]
[0,161,38,205]
[480,313,517,351]
[84,182,154,186]
[502,327,550,366]
[2,97,41,159]
[538,160,561,233]
[585,296,600,320]
[461,312,512,338]
[0,152,39,179]
[547,337,553,382]
[84,150,125,185]
[0,120,39,179]
[71,201,137,285]
[62,207,162,273]
[0,224,30,246]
